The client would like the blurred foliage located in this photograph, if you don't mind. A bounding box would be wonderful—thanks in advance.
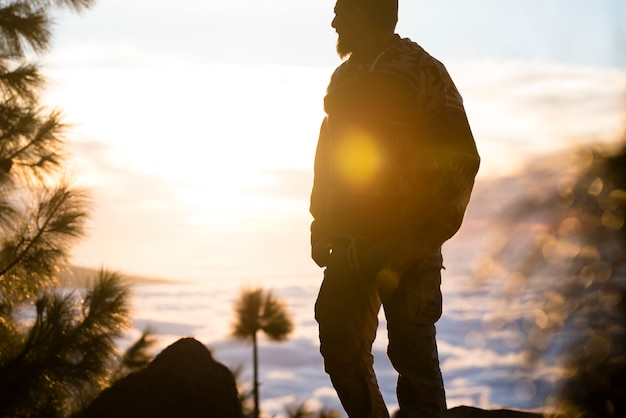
[284,401,342,418]
[487,136,625,417]
[0,1,156,417]
[232,366,342,418]
[112,325,157,381]
[230,363,255,418]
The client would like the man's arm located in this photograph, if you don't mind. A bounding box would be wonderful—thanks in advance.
[382,68,480,268]
[413,107,480,251]
[310,118,333,267]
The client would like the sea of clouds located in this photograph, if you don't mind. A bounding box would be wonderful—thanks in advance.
[124,183,569,418]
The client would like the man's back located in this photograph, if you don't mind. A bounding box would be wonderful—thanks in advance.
[312,34,479,253]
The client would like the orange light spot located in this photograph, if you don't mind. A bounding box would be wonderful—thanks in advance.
[334,127,382,187]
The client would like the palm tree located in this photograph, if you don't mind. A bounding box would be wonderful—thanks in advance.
[231,287,293,418]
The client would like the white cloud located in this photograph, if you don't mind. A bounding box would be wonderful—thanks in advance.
[49,57,625,283]
[451,60,626,177]
[440,345,527,372]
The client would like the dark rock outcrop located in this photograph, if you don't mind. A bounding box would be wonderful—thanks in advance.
[441,406,544,417]
[81,337,243,418]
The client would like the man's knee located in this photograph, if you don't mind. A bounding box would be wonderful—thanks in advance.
[319,335,372,376]
[387,325,439,371]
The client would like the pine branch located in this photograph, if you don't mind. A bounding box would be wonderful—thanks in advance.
[41,272,131,412]
[0,0,96,59]
[0,103,65,185]
[80,270,131,334]
[0,291,77,417]
[113,327,157,381]
[0,189,18,231]
[0,185,82,276]
[0,62,44,102]
[11,108,66,178]
[0,101,38,145]
[0,272,133,417]
[27,0,96,13]
[0,184,89,307]
[0,2,50,57]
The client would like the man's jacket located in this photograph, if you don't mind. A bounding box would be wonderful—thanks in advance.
[310,35,480,258]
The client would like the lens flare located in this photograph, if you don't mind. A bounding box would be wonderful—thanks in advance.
[334,127,382,187]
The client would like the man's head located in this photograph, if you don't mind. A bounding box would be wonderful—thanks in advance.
[332,0,398,59]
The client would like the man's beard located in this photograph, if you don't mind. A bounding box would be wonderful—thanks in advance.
[336,35,353,59]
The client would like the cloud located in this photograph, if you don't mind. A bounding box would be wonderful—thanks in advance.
[53,42,625,282]
[439,342,527,372]
[451,60,626,176]
[251,169,313,201]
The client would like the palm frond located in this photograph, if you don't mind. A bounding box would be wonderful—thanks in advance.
[260,292,293,341]
[232,287,263,341]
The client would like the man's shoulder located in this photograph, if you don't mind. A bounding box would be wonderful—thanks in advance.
[375,36,465,116]
[326,38,433,88]
[376,36,445,74]
[328,59,353,85]
[375,36,462,101]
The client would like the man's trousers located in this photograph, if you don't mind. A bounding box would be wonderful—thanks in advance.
[315,241,447,418]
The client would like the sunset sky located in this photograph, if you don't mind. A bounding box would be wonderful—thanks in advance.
[40,0,626,282]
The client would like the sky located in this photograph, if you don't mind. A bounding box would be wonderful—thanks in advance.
[37,0,626,282]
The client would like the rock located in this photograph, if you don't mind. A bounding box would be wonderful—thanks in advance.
[441,406,544,417]
[80,337,243,418]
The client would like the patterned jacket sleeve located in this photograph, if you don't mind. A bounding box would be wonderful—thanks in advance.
[360,58,480,252]
[309,118,330,248]
[404,63,480,252]
[412,102,480,252]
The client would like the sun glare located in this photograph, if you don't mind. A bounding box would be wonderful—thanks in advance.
[44,64,328,226]
[334,126,382,187]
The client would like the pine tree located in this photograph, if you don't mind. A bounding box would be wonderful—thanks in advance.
[232,287,294,418]
[1,270,124,416]
[0,1,155,417]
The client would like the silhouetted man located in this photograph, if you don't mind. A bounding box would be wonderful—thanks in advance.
[310,0,480,417]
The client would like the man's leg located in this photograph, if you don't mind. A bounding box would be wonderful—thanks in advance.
[315,243,389,418]
[383,262,447,417]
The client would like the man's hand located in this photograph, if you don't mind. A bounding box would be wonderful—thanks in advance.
[312,236,333,267]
